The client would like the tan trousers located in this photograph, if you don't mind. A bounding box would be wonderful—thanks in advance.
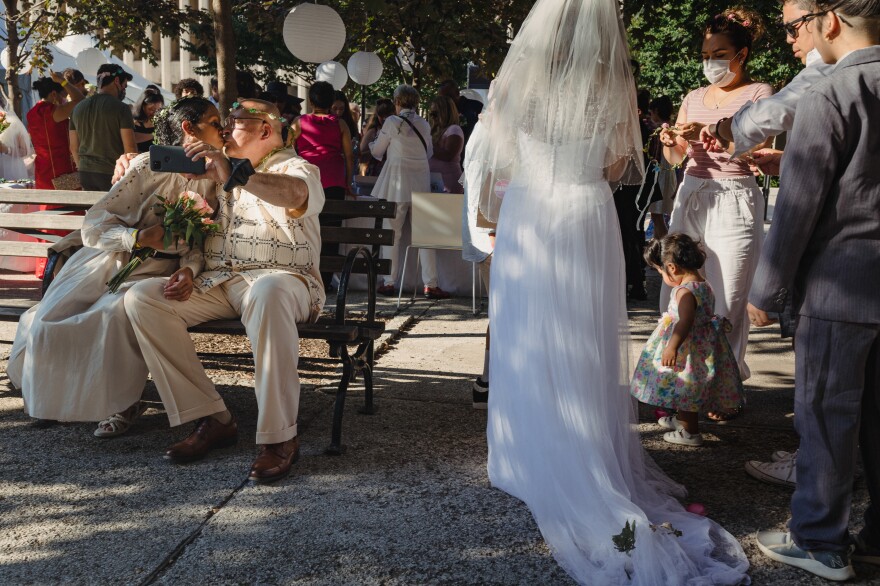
[124,273,311,444]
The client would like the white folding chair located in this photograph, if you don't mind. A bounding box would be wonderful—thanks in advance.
[397,191,481,314]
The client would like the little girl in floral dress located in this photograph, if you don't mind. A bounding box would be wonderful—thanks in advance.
[631,233,744,446]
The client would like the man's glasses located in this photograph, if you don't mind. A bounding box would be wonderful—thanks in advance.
[781,1,853,39]
[780,13,818,39]
[222,116,266,130]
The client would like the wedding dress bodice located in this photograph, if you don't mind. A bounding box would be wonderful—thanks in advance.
[516,130,606,185]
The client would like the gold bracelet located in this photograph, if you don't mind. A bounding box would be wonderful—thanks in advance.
[132,229,141,250]
[61,79,68,88]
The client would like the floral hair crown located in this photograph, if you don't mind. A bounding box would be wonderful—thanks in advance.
[231,101,288,126]
[720,12,752,28]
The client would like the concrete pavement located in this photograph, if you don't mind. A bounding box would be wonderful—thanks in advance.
[0,284,877,585]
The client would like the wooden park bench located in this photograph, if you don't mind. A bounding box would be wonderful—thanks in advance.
[0,188,396,454]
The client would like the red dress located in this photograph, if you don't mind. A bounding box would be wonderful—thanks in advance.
[27,101,75,189]
[26,101,77,277]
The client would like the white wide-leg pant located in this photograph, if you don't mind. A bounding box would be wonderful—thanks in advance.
[383,202,439,288]
[124,273,311,444]
[661,174,764,380]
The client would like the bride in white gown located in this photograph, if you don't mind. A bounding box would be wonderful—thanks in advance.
[477,1,750,584]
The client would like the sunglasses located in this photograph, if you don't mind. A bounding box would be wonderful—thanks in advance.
[780,0,852,39]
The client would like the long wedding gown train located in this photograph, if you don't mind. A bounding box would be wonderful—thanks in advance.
[487,134,749,585]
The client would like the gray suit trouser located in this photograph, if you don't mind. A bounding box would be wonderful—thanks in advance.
[791,316,880,552]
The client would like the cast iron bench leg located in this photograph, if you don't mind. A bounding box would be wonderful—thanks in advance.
[326,353,353,456]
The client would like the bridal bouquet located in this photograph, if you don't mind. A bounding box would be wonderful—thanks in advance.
[107,191,219,293]
[0,112,9,137]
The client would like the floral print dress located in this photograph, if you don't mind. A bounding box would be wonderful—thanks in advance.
[631,281,744,412]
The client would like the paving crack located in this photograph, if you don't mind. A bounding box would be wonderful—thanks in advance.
[138,476,250,585]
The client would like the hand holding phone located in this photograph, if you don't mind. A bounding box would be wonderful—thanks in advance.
[149,145,206,175]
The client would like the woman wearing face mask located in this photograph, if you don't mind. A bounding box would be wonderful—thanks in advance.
[658,8,772,419]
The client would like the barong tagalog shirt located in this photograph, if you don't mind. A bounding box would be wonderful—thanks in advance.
[193,148,327,321]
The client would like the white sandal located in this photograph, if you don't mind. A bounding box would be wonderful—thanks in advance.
[94,402,146,438]
[663,428,704,447]
[657,415,684,430]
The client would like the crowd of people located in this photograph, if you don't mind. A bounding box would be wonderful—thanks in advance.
[1,0,879,583]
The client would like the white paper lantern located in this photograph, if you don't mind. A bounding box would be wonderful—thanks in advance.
[76,48,108,76]
[283,4,346,64]
[347,51,383,86]
[0,48,33,73]
[316,61,348,91]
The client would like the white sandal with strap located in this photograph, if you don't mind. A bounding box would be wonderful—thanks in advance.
[94,402,146,438]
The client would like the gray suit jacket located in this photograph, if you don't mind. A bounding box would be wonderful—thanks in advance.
[750,46,880,324]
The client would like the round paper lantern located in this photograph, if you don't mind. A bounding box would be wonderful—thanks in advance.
[316,61,347,91]
[283,4,346,64]
[347,51,383,86]
[76,48,108,76]
[0,48,33,73]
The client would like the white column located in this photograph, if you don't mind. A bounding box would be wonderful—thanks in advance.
[178,0,192,81]
[160,34,174,92]
[198,0,212,91]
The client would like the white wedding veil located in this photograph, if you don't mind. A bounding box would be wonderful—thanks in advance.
[0,87,35,180]
[477,0,644,222]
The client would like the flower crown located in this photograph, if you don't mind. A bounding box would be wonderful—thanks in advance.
[721,12,752,28]
[231,101,288,126]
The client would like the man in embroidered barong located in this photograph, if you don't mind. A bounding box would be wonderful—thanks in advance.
[124,99,325,483]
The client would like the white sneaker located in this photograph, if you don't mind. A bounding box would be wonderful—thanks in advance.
[771,449,797,463]
[745,459,797,488]
[657,415,684,430]
[663,428,703,446]
[756,530,854,581]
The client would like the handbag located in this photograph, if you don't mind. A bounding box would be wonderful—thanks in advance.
[44,112,81,191]
[52,171,81,190]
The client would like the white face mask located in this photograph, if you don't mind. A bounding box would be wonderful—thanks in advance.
[702,50,743,87]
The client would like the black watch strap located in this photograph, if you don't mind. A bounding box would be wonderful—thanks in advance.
[223,157,256,192]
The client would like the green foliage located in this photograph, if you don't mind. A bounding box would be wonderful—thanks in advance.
[624,1,802,106]
[612,520,637,554]
[2,1,201,73]
[183,0,532,99]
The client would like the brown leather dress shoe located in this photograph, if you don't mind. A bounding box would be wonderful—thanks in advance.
[249,436,300,483]
[165,415,238,463]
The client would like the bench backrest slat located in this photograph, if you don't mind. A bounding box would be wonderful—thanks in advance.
[321,200,397,219]
[0,241,54,257]
[320,226,394,246]
[320,256,391,275]
[0,213,86,231]
[0,190,104,207]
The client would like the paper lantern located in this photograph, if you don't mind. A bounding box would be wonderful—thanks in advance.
[347,51,383,86]
[316,61,347,91]
[283,4,346,64]
[0,48,33,73]
[76,48,108,76]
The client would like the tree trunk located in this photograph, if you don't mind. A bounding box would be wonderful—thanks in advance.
[211,0,236,117]
[3,0,23,117]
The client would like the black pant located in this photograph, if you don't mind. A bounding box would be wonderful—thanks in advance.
[320,186,346,288]
[613,184,646,293]
[79,171,113,192]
